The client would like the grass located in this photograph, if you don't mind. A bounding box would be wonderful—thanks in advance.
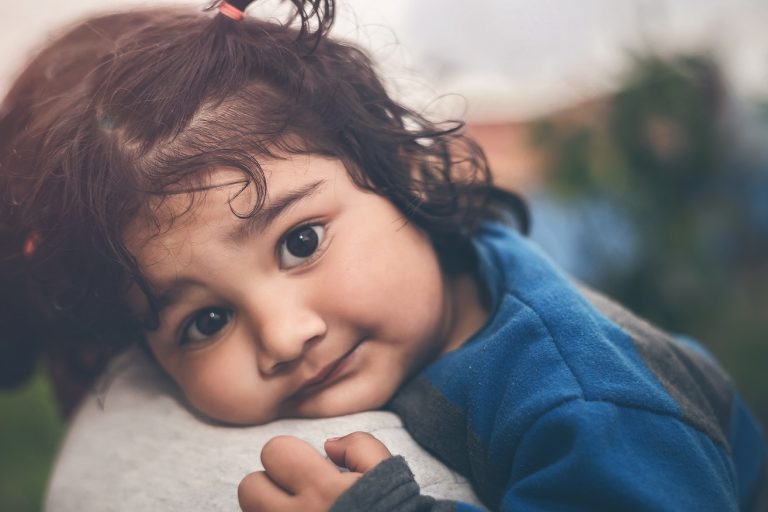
[0,370,64,512]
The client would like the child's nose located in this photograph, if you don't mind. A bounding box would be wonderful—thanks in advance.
[248,296,327,375]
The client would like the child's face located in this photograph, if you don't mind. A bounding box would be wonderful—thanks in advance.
[125,155,475,425]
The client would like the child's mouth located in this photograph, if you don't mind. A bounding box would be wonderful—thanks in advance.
[295,340,364,395]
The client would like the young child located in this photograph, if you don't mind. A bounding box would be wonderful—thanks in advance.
[1,1,765,511]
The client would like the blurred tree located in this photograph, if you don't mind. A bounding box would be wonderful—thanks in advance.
[531,53,768,425]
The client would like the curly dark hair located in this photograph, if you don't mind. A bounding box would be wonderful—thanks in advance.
[0,0,527,393]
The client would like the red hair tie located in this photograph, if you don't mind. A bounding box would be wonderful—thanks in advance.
[219,1,246,21]
[23,231,42,258]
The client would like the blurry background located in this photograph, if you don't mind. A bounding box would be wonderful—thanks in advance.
[2,0,767,510]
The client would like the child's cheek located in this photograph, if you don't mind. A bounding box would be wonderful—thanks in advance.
[175,338,273,425]
[328,213,446,343]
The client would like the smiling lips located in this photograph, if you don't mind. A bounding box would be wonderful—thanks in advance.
[296,341,363,395]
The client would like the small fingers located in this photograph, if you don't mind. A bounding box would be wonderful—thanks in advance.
[238,471,294,512]
[260,435,340,494]
[324,431,392,473]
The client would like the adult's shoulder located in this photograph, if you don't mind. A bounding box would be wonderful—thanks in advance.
[45,347,483,511]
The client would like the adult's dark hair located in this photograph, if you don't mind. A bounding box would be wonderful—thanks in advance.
[0,0,528,395]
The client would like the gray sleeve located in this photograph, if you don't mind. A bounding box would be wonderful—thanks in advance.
[45,347,483,512]
[331,456,458,512]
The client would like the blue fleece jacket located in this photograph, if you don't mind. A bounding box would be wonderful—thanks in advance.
[332,223,767,512]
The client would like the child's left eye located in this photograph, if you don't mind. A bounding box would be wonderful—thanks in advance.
[180,307,232,346]
[278,224,326,268]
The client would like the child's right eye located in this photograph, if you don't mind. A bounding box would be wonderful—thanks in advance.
[277,224,326,269]
[181,307,231,345]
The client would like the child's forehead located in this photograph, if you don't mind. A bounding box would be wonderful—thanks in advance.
[125,156,346,244]
[129,170,252,236]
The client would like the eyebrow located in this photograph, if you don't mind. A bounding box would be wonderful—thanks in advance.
[138,277,199,330]
[154,278,196,311]
[226,179,326,245]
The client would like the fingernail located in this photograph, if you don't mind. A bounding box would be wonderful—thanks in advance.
[326,436,341,442]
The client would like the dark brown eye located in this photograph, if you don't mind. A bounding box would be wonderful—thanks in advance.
[279,224,325,268]
[182,308,231,345]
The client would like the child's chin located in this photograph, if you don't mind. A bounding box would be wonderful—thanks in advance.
[191,401,282,426]
[301,389,391,420]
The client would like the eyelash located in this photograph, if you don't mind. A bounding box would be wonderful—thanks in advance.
[276,222,328,270]
[179,307,232,347]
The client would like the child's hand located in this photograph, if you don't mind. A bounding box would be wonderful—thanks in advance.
[238,432,392,512]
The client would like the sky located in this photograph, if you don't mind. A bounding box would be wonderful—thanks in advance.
[1,0,766,121]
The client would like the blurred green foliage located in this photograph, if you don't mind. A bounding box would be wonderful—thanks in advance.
[0,370,63,512]
[532,53,768,426]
